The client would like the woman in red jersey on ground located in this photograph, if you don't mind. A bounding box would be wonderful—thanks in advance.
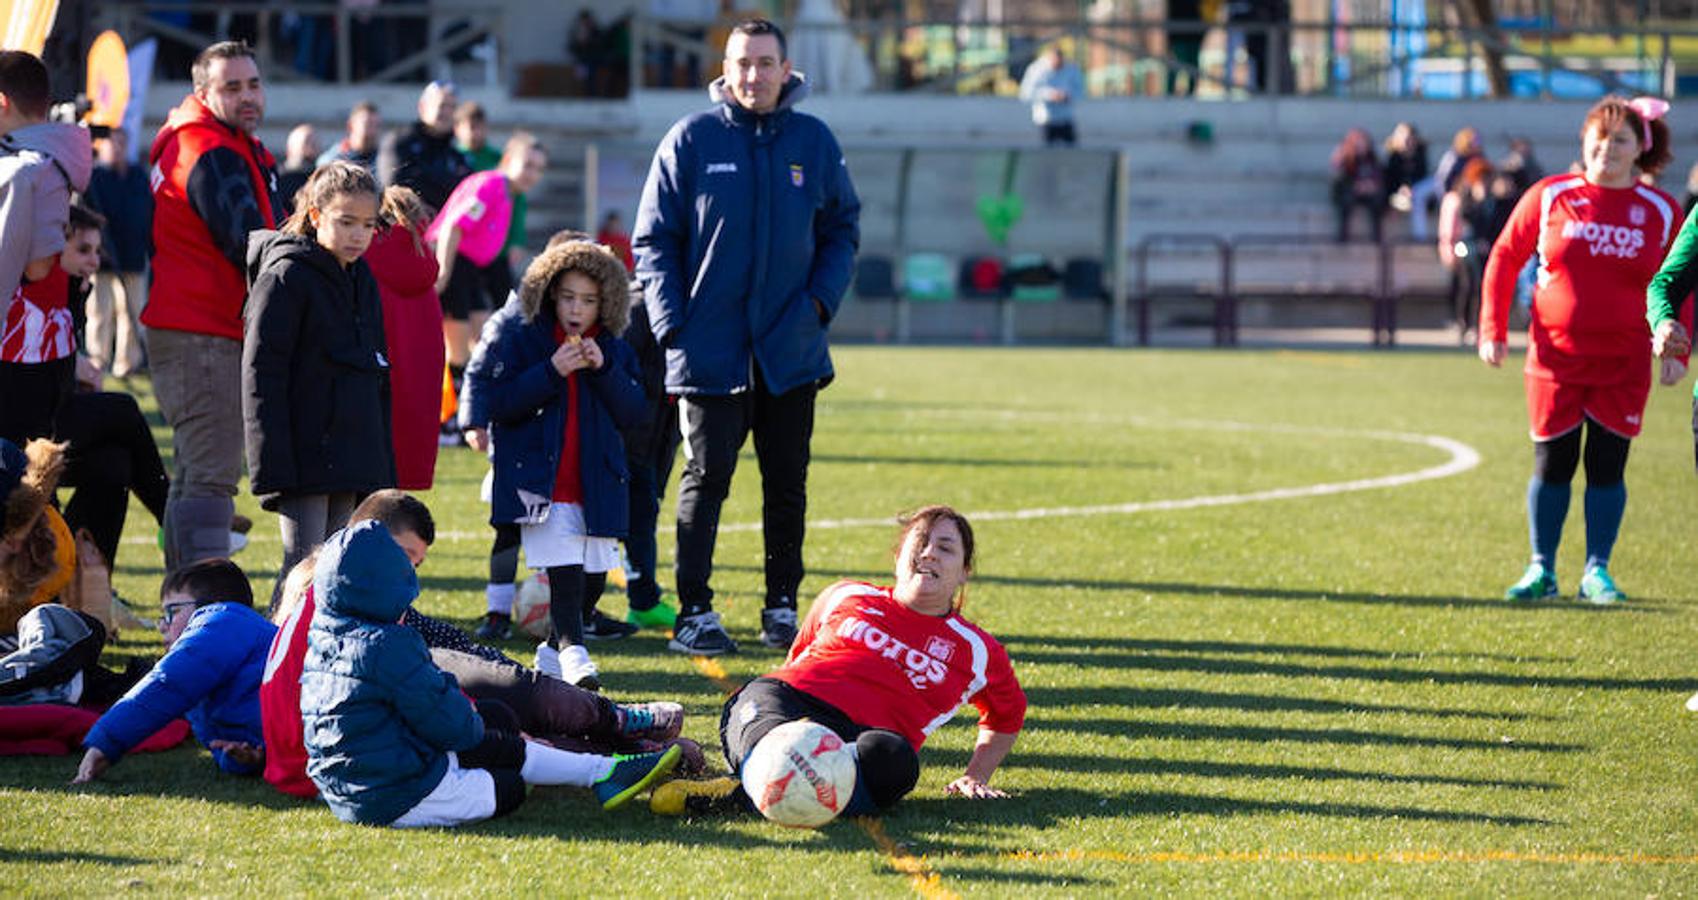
[649,505,1026,816]
[1479,96,1687,604]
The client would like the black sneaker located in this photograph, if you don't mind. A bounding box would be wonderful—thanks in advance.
[667,611,738,656]
[583,610,639,641]
[473,612,512,641]
[759,606,798,650]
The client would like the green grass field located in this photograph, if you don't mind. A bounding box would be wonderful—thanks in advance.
[6,345,1698,896]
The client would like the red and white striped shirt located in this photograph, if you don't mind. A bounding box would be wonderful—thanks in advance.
[1482,174,1683,374]
[0,265,74,364]
[772,580,1026,751]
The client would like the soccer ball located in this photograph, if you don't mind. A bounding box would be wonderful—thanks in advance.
[742,719,857,828]
[513,573,552,640]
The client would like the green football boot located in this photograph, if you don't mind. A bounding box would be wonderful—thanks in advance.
[1504,563,1558,602]
[1577,565,1627,605]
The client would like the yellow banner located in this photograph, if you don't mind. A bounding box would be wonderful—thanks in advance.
[0,0,59,54]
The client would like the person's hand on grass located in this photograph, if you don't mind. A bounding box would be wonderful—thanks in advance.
[945,775,1008,799]
[71,747,109,784]
[209,740,265,769]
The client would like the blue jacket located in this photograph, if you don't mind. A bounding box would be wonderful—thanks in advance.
[84,602,275,774]
[460,241,647,533]
[300,521,485,826]
[634,74,861,396]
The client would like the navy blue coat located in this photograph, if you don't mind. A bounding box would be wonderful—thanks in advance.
[300,521,485,826]
[460,295,646,534]
[83,602,274,773]
[634,75,860,396]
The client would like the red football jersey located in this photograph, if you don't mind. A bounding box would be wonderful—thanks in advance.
[772,581,1026,751]
[1482,174,1683,375]
[259,587,318,798]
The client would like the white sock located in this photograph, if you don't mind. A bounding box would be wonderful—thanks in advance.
[519,740,614,786]
[534,642,562,679]
[486,582,516,615]
[559,644,599,683]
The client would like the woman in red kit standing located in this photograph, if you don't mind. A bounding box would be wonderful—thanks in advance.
[1479,96,1685,604]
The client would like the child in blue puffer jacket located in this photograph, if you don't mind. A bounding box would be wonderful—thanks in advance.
[459,240,646,691]
[74,558,273,783]
[299,520,678,828]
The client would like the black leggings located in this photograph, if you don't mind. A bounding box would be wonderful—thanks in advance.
[1533,418,1631,487]
[489,522,521,584]
[720,677,920,812]
[460,699,527,818]
[56,391,172,566]
[547,565,607,648]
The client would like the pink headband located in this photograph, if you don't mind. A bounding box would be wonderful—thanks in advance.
[1627,96,1669,149]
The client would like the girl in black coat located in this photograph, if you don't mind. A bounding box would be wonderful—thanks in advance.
[242,162,394,607]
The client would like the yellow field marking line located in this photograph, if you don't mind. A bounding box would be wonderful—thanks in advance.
[683,656,954,899]
[1005,849,1698,866]
[862,818,960,900]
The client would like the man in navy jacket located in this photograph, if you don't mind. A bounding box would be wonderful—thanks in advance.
[634,18,860,656]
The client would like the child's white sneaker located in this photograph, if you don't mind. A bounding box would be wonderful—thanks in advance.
[534,642,562,679]
[558,644,601,692]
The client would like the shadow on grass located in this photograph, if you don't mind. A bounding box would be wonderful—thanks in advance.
[901,787,1552,828]
[1023,684,1555,722]
[972,573,1676,612]
[1006,643,1693,694]
[1003,635,1575,665]
[4,849,154,868]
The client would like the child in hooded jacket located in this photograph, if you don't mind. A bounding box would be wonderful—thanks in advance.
[300,520,680,828]
[460,241,645,690]
[241,161,395,609]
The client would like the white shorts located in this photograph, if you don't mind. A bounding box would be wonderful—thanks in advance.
[520,502,619,571]
[390,753,497,829]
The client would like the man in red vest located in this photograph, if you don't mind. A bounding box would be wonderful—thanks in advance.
[140,41,279,570]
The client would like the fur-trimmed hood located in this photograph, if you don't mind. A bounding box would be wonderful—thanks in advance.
[1,439,65,543]
[516,240,630,336]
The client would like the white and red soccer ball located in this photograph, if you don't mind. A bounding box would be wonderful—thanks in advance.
[742,719,858,828]
[513,572,552,639]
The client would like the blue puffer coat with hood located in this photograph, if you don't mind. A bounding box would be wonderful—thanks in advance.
[633,73,861,397]
[299,520,485,825]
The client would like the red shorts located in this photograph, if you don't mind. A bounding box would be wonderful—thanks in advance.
[1523,355,1651,441]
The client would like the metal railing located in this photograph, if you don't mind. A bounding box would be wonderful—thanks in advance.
[98,2,506,85]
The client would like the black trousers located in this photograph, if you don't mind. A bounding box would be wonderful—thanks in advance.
[0,356,74,445]
[625,402,680,609]
[55,391,171,566]
[674,371,816,613]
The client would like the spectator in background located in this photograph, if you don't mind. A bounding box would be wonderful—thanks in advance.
[1501,136,1544,196]
[568,11,604,95]
[1329,127,1384,243]
[1166,0,1206,96]
[634,18,861,655]
[1433,126,1482,195]
[455,102,529,271]
[377,80,471,213]
[1382,122,1434,240]
[1017,46,1084,146]
[0,50,90,326]
[276,123,320,215]
[318,101,382,176]
[597,211,634,273]
[83,127,152,378]
[141,40,280,571]
[1437,158,1499,340]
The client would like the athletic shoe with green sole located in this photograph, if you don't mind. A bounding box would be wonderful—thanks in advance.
[1504,563,1558,602]
[1577,566,1627,605]
[593,745,682,810]
[627,602,679,631]
[649,775,744,817]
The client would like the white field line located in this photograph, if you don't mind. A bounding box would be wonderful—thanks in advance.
[125,418,1480,545]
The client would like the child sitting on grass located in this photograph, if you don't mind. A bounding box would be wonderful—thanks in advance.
[459,240,646,689]
[300,520,678,827]
[73,558,273,782]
